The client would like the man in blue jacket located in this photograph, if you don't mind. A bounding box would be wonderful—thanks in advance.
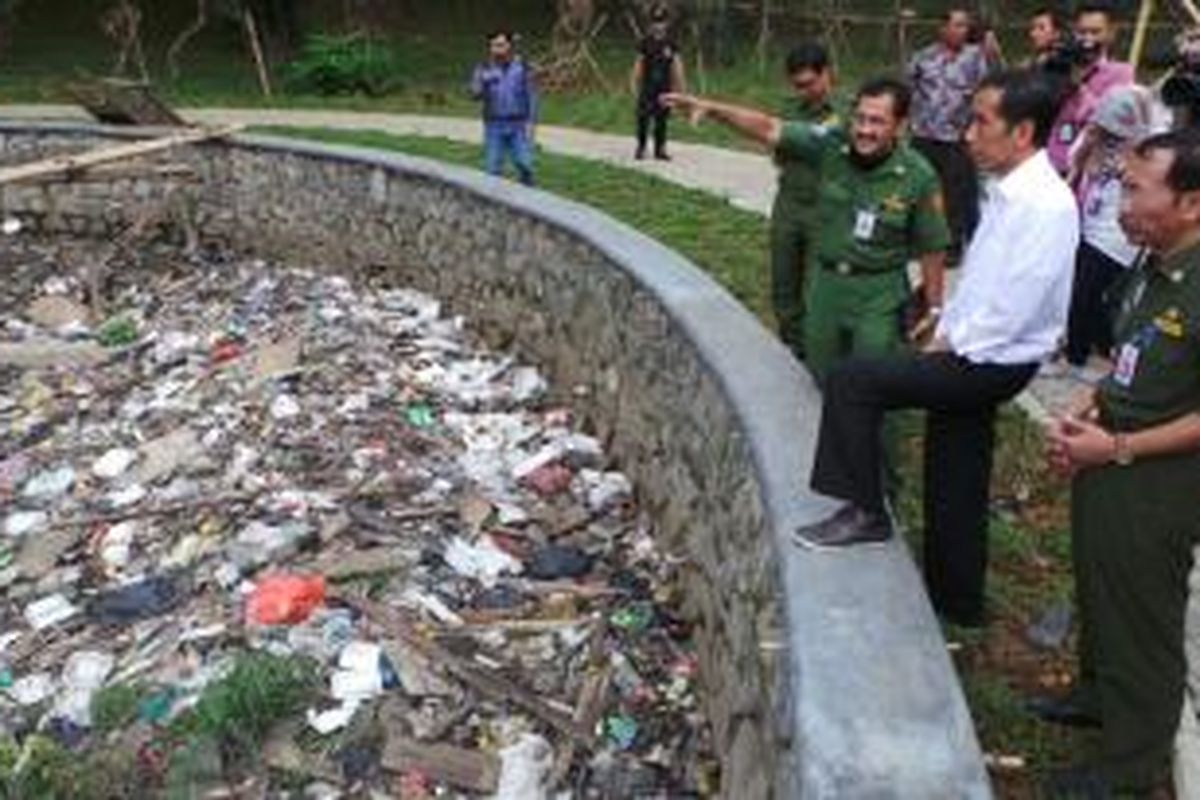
[470,31,538,186]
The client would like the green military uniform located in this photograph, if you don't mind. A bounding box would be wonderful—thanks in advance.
[770,98,838,358]
[774,121,950,380]
[1073,247,1200,790]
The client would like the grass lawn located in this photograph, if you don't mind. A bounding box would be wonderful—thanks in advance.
[257,125,773,319]
[0,2,960,151]
[261,126,1090,798]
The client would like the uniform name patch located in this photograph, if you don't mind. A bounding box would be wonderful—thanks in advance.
[853,209,877,240]
[1113,343,1140,387]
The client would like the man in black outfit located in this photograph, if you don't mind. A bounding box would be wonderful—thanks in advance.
[794,70,1081,629]
[630,11,685,160]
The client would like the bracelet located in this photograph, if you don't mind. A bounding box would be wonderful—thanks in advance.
[1112,433,1134,466]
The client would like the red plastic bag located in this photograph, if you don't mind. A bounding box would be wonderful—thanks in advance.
[247,574,326,625]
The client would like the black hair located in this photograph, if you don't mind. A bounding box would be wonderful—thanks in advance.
[785,42,830,75]
[976,69,1060,147]
[1074,1,1117,22]
[487,30,513,43]
[1134,129,1200,193]
[855,76,911,119]
[1030,6,1064,29]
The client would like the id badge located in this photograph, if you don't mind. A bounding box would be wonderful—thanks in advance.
[1113,342,1140,387]
[853,209,877,241]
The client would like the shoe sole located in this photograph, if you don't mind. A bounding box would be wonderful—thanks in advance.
[790,531,892,551]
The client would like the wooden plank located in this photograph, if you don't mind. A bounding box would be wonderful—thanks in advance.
[343,595,596,745]
[380,737,500,793]
[0,125,242,186]
[66,78,187,127]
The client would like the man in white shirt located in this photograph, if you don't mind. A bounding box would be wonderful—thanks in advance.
[795,70,1080,629]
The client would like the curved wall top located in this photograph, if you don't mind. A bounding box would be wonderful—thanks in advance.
[0,121,990,798]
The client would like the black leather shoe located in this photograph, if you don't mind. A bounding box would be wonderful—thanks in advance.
[1042,764,1111,799]
[654,151,671,161]
[793,505,892,550]
[1026,689,1102,728]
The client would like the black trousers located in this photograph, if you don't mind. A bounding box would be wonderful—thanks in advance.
[636,95,670,156]
[812,352,1038,622]
[912,137,979,261]
[1066,241,1126,366]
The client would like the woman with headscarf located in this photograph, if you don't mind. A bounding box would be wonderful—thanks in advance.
[1064,84,1157,376]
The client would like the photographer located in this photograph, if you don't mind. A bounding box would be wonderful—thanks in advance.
[1046,2,1134,174]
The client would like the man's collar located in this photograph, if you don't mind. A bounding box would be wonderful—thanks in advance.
[1079,55,1108,81]
[1157,234,1200,277]
[800,96,833,115]
[993,149,1050,198]
[847,143,900,171]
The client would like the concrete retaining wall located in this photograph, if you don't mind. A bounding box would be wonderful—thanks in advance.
[0,122,991,798]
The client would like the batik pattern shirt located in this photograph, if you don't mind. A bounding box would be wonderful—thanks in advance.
[906,43,990,142]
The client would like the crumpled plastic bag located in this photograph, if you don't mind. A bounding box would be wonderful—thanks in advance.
[247,574,327,625]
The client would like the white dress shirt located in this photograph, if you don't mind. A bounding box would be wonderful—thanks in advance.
[937,149,1080,364]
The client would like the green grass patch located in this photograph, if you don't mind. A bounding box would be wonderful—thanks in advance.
[172,652,320,752]
[0,10,848,150]
[90,682,143,733]
[256,125,772,320]
[898,406,1085,794]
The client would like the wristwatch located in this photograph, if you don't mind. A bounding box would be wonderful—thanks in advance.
[1112,433,1134,466]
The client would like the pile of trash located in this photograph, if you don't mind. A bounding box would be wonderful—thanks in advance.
[0,231,716,797]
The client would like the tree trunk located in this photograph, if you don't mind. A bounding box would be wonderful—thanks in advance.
[246,0,301,64]
[694,0,733,68]
[756,0,770,75]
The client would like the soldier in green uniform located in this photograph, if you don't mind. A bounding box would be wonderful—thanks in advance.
[771,42,838,357]
[1044,129,1200,797]
[664,77,949,380]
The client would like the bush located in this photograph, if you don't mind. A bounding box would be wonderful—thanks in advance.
[283,33,399,96]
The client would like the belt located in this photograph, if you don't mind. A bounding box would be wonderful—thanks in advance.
[820,259,892,277]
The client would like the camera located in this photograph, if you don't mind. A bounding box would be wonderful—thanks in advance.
[1042,33,1097,76]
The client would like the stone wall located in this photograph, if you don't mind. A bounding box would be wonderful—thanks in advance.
[0,123,991,798]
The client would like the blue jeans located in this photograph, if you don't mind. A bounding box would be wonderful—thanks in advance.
[483,121,534,185]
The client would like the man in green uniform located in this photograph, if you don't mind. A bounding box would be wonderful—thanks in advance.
[771,42,838,358]
[1044,129,1200,797]
[664,77,949,379]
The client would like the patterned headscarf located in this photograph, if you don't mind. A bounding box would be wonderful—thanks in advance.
[1090,85,1154,142]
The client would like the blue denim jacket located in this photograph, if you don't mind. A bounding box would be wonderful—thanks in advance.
[470,58,538,123]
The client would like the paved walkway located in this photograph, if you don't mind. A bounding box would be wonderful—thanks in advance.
[0,103,1077,419]
[0,104,777,215]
